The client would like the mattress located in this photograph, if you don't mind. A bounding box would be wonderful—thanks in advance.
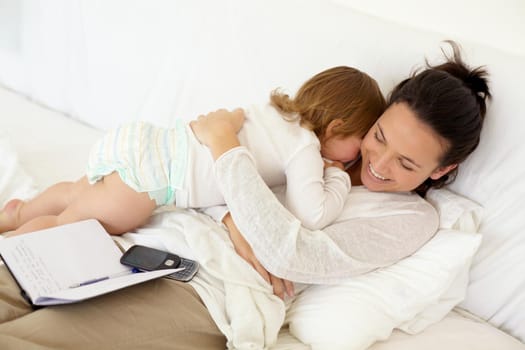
[1,85,523,350]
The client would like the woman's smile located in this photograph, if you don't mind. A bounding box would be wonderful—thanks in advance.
[367,162,389,181]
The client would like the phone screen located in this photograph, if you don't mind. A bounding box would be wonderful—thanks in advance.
[121,245,181,270]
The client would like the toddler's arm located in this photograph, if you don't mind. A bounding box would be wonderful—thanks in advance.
[284,146,351,230]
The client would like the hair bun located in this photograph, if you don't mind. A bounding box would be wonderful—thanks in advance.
[432,40,491,118]
[463,67,491,118]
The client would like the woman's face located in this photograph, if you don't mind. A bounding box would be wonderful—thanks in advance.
[359,102,455,192]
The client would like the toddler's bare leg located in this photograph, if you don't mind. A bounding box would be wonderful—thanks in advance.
[0,199,24,233]
[0,179,90,233]
[12,172,156,236]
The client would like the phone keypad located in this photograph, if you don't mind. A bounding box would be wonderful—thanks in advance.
[166,258,198,282]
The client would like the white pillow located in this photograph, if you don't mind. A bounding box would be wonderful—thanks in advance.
[399,188,483,334]
[285,189,482,350]
[0,135,37,211]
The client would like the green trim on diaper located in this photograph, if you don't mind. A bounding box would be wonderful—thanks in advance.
[147,188,170,206]
[166,119,188,205]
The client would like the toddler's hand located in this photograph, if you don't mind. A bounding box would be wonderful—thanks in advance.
[324,159,345,170]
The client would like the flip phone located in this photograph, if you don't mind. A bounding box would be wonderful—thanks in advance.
[120,245,199,282]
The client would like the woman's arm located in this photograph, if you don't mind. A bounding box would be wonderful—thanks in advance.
[193,108,350,230]
[214,149,438,283]
[192,109,294,296]
[222,212,294,298]
[192,109,438,284]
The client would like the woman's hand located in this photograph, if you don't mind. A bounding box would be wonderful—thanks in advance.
[222,212,294,299]
[190,108,246,159]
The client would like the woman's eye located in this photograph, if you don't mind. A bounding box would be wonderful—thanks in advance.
[400,161,414,171]
[374,131,384,143]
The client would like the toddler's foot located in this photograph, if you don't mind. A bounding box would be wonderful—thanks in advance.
[0,199,24,233]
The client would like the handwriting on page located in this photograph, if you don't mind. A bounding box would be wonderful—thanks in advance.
[10,239,62,296]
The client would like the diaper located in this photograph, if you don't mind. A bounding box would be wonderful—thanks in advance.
[86,120,188,206]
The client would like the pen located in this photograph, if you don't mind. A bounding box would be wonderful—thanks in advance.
[69,268,140,288]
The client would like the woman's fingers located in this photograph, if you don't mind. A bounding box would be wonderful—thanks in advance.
[250,258,272,284]
[268,274,295,299]
[229,108,246,132]
[245,252,295,299]
[250,259,295,299]
[222,212,293,299]
[202,108,245,133]
[238,246,290,299]
[190,108,245,145]
[270,274,286,300]
[283,279,295,297]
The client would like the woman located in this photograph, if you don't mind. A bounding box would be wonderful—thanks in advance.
[190,42,490,298]
[0,42,490,349]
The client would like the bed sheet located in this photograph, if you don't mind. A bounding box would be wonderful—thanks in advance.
[1,85,523,349]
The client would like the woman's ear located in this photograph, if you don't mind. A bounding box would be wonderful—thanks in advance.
[430,164,458,180]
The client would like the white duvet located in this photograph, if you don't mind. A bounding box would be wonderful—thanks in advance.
[115,208,288,350]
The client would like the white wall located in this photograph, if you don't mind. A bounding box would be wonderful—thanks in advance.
[0,0,20,51]
[0,0,22,90]
[0,0,523,129]
[334,0,525,56]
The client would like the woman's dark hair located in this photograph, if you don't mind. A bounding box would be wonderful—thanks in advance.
[388,40,491,196]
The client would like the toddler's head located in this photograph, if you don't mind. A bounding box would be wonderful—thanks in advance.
[271,66,386,156]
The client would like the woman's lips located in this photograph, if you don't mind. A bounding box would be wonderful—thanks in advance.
[367,162,389,182]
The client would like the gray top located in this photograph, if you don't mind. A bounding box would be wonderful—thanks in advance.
[214,147,439,284]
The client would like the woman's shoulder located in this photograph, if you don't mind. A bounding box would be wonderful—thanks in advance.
[325,186,439,266]
[342,186,438,241]
[340,186,437,220]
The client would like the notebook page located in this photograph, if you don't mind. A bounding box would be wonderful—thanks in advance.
[0,220,129,301]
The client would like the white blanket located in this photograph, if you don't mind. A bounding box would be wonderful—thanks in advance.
[114,208,287,350]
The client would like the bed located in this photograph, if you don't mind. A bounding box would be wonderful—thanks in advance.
[1,83,522,350]
[1,1,524,349]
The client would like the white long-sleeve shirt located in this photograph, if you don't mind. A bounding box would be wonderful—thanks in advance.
[181,104,350,229]
[213,147,439,284]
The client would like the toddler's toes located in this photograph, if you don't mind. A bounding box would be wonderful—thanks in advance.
[0,199,24,233]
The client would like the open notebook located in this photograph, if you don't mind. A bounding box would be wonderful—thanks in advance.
[0,219,179,306]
